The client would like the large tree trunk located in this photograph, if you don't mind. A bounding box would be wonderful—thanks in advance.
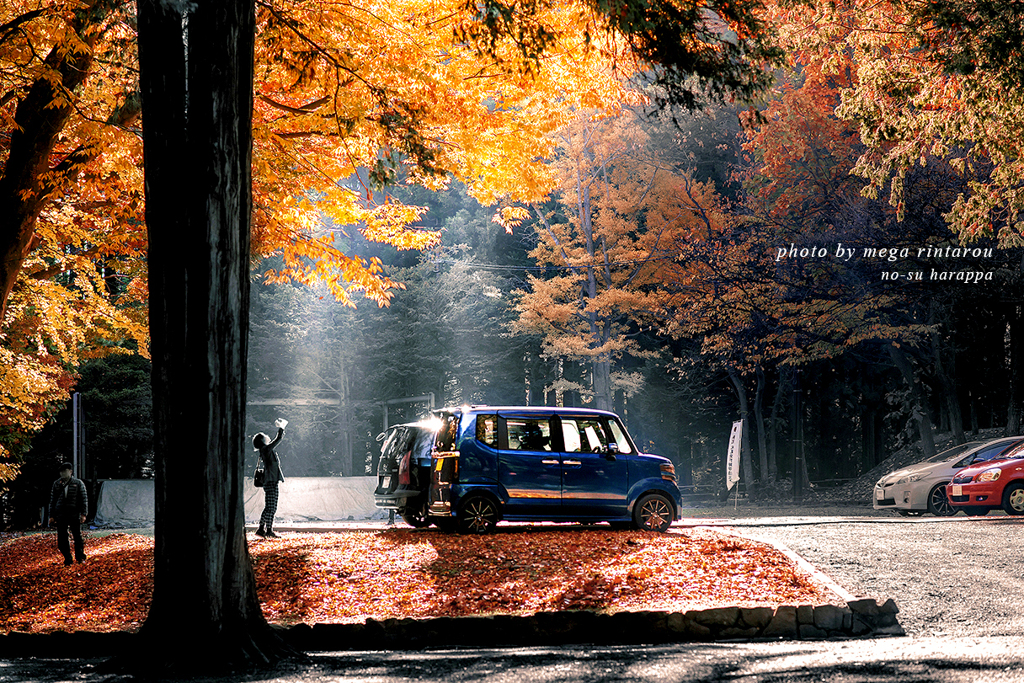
[127,0,294,673]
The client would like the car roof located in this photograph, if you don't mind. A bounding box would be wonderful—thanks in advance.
[438,405,621,418]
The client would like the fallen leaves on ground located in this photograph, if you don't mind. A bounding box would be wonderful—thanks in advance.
[0,527,839,633]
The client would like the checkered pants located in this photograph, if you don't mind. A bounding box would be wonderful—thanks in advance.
[260,481,279,528]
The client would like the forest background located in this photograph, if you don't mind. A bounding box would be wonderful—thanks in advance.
[3,0,1024,527]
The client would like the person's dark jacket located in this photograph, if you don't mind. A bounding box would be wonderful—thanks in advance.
[259,428,285,483]
[50,476,88,517]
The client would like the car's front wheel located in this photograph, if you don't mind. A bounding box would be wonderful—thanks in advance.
[1001,482,1024,515]
[927,483,956,516]
[458,495,499,534]
[633,493,673,532]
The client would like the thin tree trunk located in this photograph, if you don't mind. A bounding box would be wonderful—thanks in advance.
[127,0,295,673]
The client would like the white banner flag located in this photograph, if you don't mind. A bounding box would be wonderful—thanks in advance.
[726,420,742,490]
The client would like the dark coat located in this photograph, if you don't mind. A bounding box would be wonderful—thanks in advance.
[50,476,88,517]
[259,428,285,483]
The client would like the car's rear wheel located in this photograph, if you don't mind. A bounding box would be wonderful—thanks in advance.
[458,495,499,534]
[633,493,673,532]
[1002,482,1024,515]
[963,506,989,516]
[927,483,956,516]
[401,509,430,528]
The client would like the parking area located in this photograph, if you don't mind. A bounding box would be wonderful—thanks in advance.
[726,515,1024,638]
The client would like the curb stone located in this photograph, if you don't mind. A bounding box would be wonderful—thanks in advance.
[0,600,904,657]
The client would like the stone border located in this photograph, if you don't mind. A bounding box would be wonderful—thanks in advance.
[277,598,903,650]
[0,599,902,658]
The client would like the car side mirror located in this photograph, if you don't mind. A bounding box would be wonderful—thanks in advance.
[604,443,619,460]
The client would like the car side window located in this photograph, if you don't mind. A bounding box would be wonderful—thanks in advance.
[561,418,609,453]
[606,419,633,454]
[475,414,498,448]
[507,418,552,451]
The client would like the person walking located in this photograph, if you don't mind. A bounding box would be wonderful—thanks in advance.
[48,462,88,565]
[254,418,287,538]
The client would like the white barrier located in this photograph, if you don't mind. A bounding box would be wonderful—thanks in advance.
[243,477,380,523]
[93,477,381,527]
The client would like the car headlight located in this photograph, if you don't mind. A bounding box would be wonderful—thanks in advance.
[896,473,923,485]
[977,468,1002,483]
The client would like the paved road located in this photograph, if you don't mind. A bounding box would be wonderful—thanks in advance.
[5,513,1024,682]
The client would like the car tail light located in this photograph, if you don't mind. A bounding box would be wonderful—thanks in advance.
[660,463,677,481]
[399,449,412,486]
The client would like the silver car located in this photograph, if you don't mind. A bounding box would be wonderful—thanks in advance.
[873,437,1024,516]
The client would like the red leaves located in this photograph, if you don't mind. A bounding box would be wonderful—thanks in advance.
[1,528,838,633]
[0,533,153,634]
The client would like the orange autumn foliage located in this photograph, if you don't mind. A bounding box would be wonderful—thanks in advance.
[0,0,637,462]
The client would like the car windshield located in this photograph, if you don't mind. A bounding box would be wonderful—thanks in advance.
[1000,441,1024,460]
[928,441,984,463]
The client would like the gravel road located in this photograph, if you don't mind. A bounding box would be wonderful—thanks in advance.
[715,514,1024,639]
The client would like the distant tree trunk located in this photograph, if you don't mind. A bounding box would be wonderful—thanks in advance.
[753,366,768,483]
[592,356,612,411]
[766,367,788,484]
[127,0,295,673]
[727,367,756,497]
[1007,306,1022,435]
[861,405,879,469]
[888,343,936,459]
[929,312,965,444]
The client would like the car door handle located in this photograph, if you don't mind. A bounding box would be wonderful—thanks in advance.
[541,459,560,465]
[563,459,582,466]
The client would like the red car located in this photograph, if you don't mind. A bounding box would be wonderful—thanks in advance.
[947,441,1024,515]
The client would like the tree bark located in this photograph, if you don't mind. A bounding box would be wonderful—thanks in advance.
[125,0,295,673]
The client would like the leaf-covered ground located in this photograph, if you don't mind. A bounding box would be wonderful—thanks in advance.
[0,527,839,633]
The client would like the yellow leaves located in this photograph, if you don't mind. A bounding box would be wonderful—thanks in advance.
[492,205,532,232]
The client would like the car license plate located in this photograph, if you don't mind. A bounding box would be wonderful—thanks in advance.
[875,488,884,501]
[951,484,962,497]
[382,476,391,489]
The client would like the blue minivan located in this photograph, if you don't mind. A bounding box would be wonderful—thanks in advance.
[374,405,681,533]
